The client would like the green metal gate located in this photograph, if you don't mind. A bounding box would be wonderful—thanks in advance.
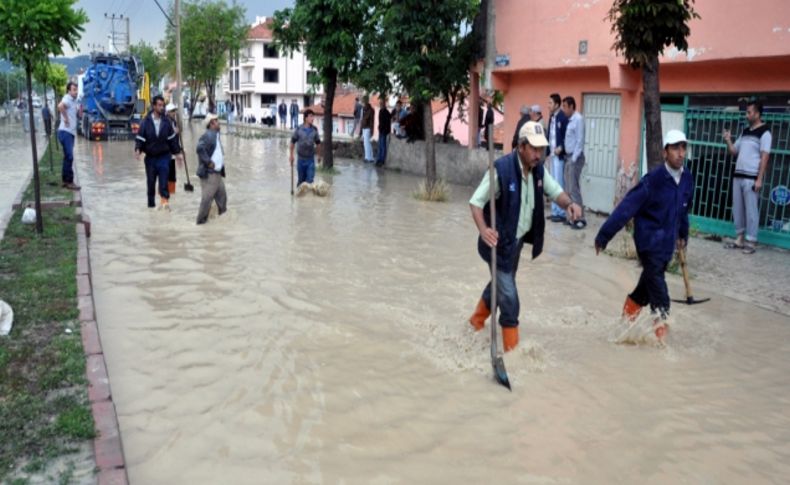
[684,108,790,249]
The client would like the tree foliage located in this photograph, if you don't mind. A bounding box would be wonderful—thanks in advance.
[272,0,373,169]
[379,0,479,187]
[608,0,699,170]
[0,0,87,234]
[165,0,247,115]
[130,40,165,87]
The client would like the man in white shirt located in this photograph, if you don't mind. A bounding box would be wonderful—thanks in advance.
[57,82,82,190]
[561,96,586,229]
[195,114,227,224]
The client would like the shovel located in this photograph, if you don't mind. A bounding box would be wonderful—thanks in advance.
[672,247,710,305]
[178,133,195,192]
[487,126,511,391]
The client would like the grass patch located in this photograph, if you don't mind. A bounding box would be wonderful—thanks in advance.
[0,140,94,481]
[413,179,450,202]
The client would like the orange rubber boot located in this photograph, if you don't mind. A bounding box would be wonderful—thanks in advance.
[468,299,489,331]
[622,296,642,322]
[502,326,519,352]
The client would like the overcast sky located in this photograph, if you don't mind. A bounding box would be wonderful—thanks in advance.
[65,0,294,56]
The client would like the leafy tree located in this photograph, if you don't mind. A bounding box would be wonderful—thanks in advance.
[273,0,373,169]
[0,0,87,234]
[608,0,699,170]
[0,70,26,104]
[130,41,165,88]
[34,61,68,170]
[165,0,247,116]
[380,0,479,188]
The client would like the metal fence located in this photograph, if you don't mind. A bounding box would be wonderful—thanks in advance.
[684,108,790,249]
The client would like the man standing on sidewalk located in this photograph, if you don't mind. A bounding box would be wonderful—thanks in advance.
[722,100,772,255]
[57,82,82,190]
[376,98,391,167]
[351,97,362,138]
[361,95,375,163]
[561,96,586,229]
[290,99,300,130]
[134,95,183,210]
[278,99,288,129]
[468,121,581,352]
[195,114,227,224]
[547,93,568,222]
[594,130,694,343]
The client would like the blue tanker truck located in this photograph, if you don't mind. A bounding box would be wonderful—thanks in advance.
[78,52,146,141]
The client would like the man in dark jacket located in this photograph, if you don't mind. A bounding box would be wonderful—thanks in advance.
[468,121,581,352]
[511,105,530,150]
[278,100,287,129]
[289,99,299,129]
[482,101,495,148]
[594,130,694,342]
[134,95,183,209]
[546,93,569,222]
[376,98,391,166]
[195,114,227,224]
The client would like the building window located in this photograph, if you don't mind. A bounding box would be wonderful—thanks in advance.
[306,70,319,86]
[263,43,278,58]
[263,69,279,83]
[234,70,239,91]
[261,94,276,106]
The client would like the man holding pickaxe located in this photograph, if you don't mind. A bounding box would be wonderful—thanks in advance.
[594,130,695,342]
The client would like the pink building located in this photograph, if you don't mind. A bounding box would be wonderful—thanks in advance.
[471,0,790,248]
[432,98,504,147]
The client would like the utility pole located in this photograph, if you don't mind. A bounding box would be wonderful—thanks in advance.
[105,13,129,53]
[175,0,184,124]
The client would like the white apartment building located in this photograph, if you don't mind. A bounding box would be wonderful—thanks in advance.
[223,16,321,121]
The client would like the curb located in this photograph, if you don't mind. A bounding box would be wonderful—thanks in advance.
[74,174,129,484]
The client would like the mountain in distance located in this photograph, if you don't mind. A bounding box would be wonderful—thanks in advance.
[0,55,92,76]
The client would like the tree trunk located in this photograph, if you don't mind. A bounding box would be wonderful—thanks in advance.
[642,55,663,171]
[423,100,436,188]
[24,66,43,234]
[205,79,216,113]
[443,90,455,143]
[43,80,53,172]
[322,68,337,169]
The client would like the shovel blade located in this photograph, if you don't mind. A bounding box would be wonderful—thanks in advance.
[492,356,512,391]
[184,182,194,192]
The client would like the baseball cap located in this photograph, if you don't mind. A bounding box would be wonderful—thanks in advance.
[166,103,177,112]
[520,105,530,115]
[530,104,541,114]
[205,113,219,127]
[518,121,549,147]
[663,129,687,148]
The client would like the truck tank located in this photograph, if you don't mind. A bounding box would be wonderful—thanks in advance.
[79,52,145,141]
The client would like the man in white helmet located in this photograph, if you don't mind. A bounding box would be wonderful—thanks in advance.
[594,130,695,343]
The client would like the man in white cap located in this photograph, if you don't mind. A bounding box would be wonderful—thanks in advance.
[594,129,694,343]
[195,113,227,224]
[529,104,543,125]
[165,102,180,195]
[511,105,530,149]
[468,121,582,352]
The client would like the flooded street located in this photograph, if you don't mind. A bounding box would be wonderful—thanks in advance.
[71,123,790,484]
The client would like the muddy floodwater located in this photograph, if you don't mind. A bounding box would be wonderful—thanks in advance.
[69,123,790,484]
[0,119,44,235]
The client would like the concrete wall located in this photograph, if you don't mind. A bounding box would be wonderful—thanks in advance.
[385,137,503,187]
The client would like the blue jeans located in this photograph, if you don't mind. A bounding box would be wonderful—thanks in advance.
[630,252,670,317]
[297,158,315,186]
[58,130,75,183]
[551,155,566,217]
[376,133,388,164]
[291,115,298,129]
[480,243,523,327]
[145,154,171,207]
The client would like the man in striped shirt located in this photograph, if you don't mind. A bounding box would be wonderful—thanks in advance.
[722,100,772,254]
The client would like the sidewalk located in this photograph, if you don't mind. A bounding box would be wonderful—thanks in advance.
[549,212,790,317]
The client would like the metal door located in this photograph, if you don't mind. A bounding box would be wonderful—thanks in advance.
[581,94,620,213]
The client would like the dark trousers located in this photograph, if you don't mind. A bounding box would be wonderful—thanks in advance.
[376,133,388,164]
[480,242,523,327]
[297,158,315,186]
[57,130,75,183]
[145,154,170,207]
[196,173,227,224]
[629,252,670,317]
